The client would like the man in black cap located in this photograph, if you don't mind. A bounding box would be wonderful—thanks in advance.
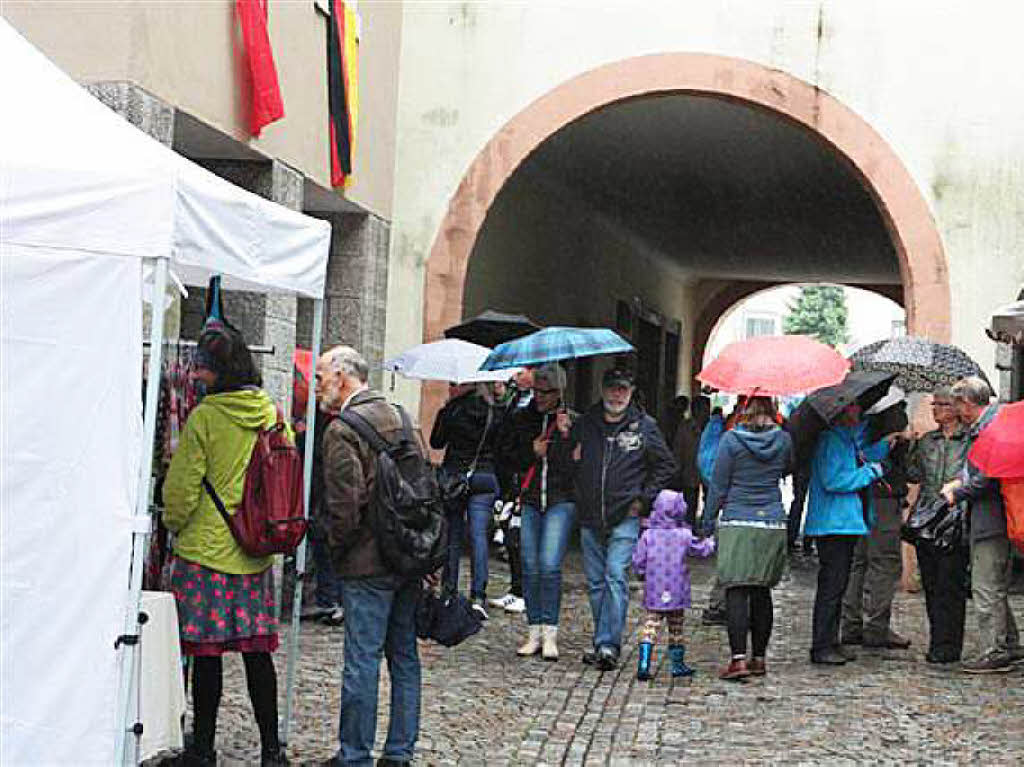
[574,367,677,670]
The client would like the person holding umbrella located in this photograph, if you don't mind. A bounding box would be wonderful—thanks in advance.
[500,363,579,660]
[804,402,891,666]
[942,377,1023,673]
[575,368,677,671]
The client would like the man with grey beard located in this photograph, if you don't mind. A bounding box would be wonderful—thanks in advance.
[573,368,677,670]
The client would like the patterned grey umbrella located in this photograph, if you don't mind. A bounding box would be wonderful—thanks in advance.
[849,336,987,393]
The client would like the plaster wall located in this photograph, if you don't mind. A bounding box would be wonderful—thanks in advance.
[464,166,695,399]
[387,0,1024,410]
[3,0,402,219]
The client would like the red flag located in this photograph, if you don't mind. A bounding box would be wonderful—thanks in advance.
[328,0,357,186]
[237,0,284,137]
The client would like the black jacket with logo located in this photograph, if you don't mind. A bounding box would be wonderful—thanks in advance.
[573,402,677,532]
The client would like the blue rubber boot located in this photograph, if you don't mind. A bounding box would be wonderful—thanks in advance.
[636,641,654,681]
[669,645,695,677]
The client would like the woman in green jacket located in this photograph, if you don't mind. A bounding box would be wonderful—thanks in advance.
[163,323,287,766]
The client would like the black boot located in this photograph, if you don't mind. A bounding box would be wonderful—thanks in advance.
[261,747,289,766]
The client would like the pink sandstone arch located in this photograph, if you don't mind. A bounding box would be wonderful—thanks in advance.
[421,53,950,426]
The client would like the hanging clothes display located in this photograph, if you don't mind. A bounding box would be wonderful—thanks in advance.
[328,0,360,187]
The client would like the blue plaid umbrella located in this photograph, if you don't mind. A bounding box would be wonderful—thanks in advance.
[480,326,634,370]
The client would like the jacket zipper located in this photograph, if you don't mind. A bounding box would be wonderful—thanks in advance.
[601,431,613,528]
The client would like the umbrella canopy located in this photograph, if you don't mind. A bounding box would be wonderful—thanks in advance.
[697,335,850,396]
[480,326,634,371]
[786,371,897,465]
[292,348,313,420]
[444,309,542,348]
[849,336,986,393]
[384,338,519,383]
[968,401,1024,479]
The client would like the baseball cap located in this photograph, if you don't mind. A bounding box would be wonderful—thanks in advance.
[602,367,634,388]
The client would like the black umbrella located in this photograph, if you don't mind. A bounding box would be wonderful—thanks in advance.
[849,336,986,393]
[786,371,897,465]
[444,310,541,348]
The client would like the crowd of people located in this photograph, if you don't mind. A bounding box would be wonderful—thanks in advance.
[160,327,1022,766]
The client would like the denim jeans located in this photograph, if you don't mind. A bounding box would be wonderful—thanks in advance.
[310,520,343,608]
[335,575,421,766]
[581,516,640,652]
[443,472,498,600]
[520,502,576,625]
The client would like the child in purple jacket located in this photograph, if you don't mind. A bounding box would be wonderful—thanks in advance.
[632,489,716,679]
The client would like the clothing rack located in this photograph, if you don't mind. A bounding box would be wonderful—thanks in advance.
[143,339,276,355]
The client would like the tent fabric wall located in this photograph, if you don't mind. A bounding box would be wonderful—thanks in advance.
[1,244,143,764]
[1,19,332,763]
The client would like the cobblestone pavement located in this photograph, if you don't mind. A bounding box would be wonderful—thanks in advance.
[206,551,1023,765]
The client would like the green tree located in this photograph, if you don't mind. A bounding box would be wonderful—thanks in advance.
[783,285,849,347]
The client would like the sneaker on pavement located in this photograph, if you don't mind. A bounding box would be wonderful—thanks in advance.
[596,645,619,671]
[301,604,332,621]
[488,593,516,610]
[470,599,489,621]
[504,596,526,614]
[582,649,597,666]
[320,607,344,627]
[962,651,1014,674]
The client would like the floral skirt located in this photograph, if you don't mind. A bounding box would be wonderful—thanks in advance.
[167,555,279,656]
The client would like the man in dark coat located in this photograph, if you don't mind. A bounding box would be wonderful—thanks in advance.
[574,368,677,670]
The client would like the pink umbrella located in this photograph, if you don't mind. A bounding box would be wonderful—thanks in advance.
[698,335,851,396]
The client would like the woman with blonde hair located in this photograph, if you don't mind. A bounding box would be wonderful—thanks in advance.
[702,396,793,680]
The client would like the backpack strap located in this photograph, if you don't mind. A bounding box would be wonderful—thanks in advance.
[202,477,235,529]
[339,408,391,454]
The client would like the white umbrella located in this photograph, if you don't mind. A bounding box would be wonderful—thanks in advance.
[384,338,521,383]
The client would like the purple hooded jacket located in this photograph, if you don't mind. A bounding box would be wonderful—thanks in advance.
[632,490,716,611]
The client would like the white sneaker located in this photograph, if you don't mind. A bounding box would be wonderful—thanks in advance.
[503,596,526,614]
[489,593,516,609]
[470,599,489,621]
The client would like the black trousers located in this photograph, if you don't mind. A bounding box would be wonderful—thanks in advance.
[192,652,279,756]
[811,535,858,655]
[683,485,700,528]
[916,541,969,659]
[506,521,523,598]
[726,586,773,657]
[787,468,810,546]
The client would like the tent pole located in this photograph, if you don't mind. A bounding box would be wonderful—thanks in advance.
[114,256,169,766]
[282,298,324,749]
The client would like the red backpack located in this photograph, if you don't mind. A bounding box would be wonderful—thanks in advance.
[202,407,308,557]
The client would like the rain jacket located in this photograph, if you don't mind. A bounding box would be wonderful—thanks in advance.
[702,424,793,534]
[698,414,726,484]
[906,427,969,506]
[804,423,889,537]
[497,400,578,509]
[163,389,281,575]
[952,404,1007,543]
[429,390,504,476]
[574,402,677,531]
[632,492,715,611]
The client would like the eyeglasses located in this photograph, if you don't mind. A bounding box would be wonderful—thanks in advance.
[533,387,559,395]
[932,402,953,408]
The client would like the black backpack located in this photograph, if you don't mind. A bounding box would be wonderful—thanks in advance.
[340,404,447,578]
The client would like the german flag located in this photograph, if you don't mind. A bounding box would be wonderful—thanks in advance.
[328,0,359,187]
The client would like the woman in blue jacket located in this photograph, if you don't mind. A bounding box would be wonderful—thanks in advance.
[805,404,889,665]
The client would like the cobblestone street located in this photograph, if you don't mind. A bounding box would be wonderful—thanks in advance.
[212,551,1024,765]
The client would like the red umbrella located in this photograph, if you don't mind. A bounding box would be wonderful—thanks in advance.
[968,401,1024,478]
[292,348,313,421]
[698,335,850,396]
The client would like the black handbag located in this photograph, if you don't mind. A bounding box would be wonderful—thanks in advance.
[415,588,482,647]
[900,497,953,546]
[436,466,470,506]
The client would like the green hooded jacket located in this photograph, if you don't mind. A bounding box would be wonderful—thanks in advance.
[163,389,285,574]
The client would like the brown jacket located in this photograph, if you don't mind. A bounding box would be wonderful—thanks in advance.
[322,389,421,578]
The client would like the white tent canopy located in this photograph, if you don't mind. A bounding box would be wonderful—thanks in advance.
[0,19,330,765]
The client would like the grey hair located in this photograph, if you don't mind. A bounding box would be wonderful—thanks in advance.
[931,385,954,401]
[533,362,567,391]
[324,345,369,383]
[951,376,991,406]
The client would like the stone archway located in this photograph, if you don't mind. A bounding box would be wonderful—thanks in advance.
[421,53,950,424]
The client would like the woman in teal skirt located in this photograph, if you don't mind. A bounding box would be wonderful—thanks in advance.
[702,396,793,680]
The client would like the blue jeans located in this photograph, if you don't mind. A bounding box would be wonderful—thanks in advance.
[335,575,421,766]
[311,520,343,608]
[520,502,576,625]
[443,472,498,600]
[581,516,640,652]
